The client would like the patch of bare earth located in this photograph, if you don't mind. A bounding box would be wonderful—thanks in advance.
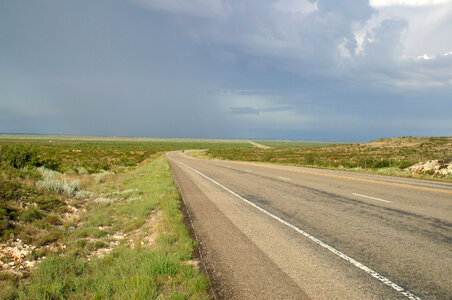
[0,239,68,278]
[88,209,164,260]
[0,192,90,277]
[0,239,41,278]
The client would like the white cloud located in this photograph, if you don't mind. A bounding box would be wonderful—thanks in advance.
[370,0,451,7]
[365,1,452,57]
[417,54,435,60]
[350,0,452,87]
[133,0,452,88]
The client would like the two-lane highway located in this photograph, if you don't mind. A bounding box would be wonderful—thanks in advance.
[167,151,452,299]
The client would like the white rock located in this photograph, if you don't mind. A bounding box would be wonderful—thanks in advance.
[26,261,36,268]
[408,160,452,176]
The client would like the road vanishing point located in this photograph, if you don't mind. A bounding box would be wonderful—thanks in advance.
[167,151,452,299]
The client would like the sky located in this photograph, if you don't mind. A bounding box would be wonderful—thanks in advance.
[1,0,451,142]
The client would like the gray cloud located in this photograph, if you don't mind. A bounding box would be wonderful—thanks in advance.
[131,0,230,18]
[0,0,451,141]
[229,107,260,115]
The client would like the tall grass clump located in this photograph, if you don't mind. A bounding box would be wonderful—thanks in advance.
[93,197,116,205]
[36,167,79,197]
[93,170,114,184]
[77,166,89,174]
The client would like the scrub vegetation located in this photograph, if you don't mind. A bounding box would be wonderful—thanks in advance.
[207,137,452,181]
[0,135,252,299]
[0,135,250,174]
[1,134,450,298]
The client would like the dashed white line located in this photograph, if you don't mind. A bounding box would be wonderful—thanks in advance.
[352,193,391,203]
[278,176,291,181]
[177,161,421,300]
[245,169,252,173]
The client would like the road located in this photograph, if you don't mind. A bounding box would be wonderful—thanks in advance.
[167,151,452,299]
[247,140,272,149]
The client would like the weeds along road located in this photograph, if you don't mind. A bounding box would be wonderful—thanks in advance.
[167,151,452,299]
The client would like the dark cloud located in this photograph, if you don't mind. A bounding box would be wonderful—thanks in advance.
[229,107,260,115]
[0,0,451,141]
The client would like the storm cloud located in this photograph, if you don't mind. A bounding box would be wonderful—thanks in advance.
[1,0,451,141]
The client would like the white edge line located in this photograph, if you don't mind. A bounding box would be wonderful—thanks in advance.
[352,193,391,203]
[177,161,421,300]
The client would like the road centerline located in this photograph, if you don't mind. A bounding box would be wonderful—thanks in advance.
[218,159,452,195]
[176,160,422,300]
[352,193,391,203]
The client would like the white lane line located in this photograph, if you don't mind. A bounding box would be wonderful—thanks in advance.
[245,169,252,173]
[278,176,291,181]
[177,161,421,300]
[352,193,391,203]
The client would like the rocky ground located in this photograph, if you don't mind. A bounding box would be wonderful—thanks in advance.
[407,160,452,177]
[0,180,166,281]
[0,194,85,278]
[0,238,41,278]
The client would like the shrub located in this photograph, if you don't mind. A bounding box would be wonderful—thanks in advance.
[77,167,89,175]
[36,167,79,197]
[304,153,316,165]
[39,157,61,171]
[93,170,113,184]
[33,195,64,212]
[0,206,18,240]
[374,159,390,168]
[398,160,414,169]
[21,207,43,222]
[1,145,61,171]
[2,145,40,169]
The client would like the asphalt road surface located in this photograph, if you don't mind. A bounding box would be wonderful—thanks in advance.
[167,151,452,299]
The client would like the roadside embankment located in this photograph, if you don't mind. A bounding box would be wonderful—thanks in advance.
[206,137,452,182]
[1,154,209,299]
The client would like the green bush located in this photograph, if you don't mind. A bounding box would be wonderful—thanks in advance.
[21,207,43,222]
[33,195,64,212]
[305,153,316,164]
[1,145,60,171]
[374,159,390,168]
[39,157,61,171]
[398,160,414,169]
[0,206,18,240]
[2,145,40,169]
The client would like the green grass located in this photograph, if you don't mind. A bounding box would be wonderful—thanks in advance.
[0,135,251,173]
[0,135,250,268]
[0,137,217,299]
[206,137,452,182]
[11,154,209,299]
[2,134,450,298]
[253,140,339,148]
